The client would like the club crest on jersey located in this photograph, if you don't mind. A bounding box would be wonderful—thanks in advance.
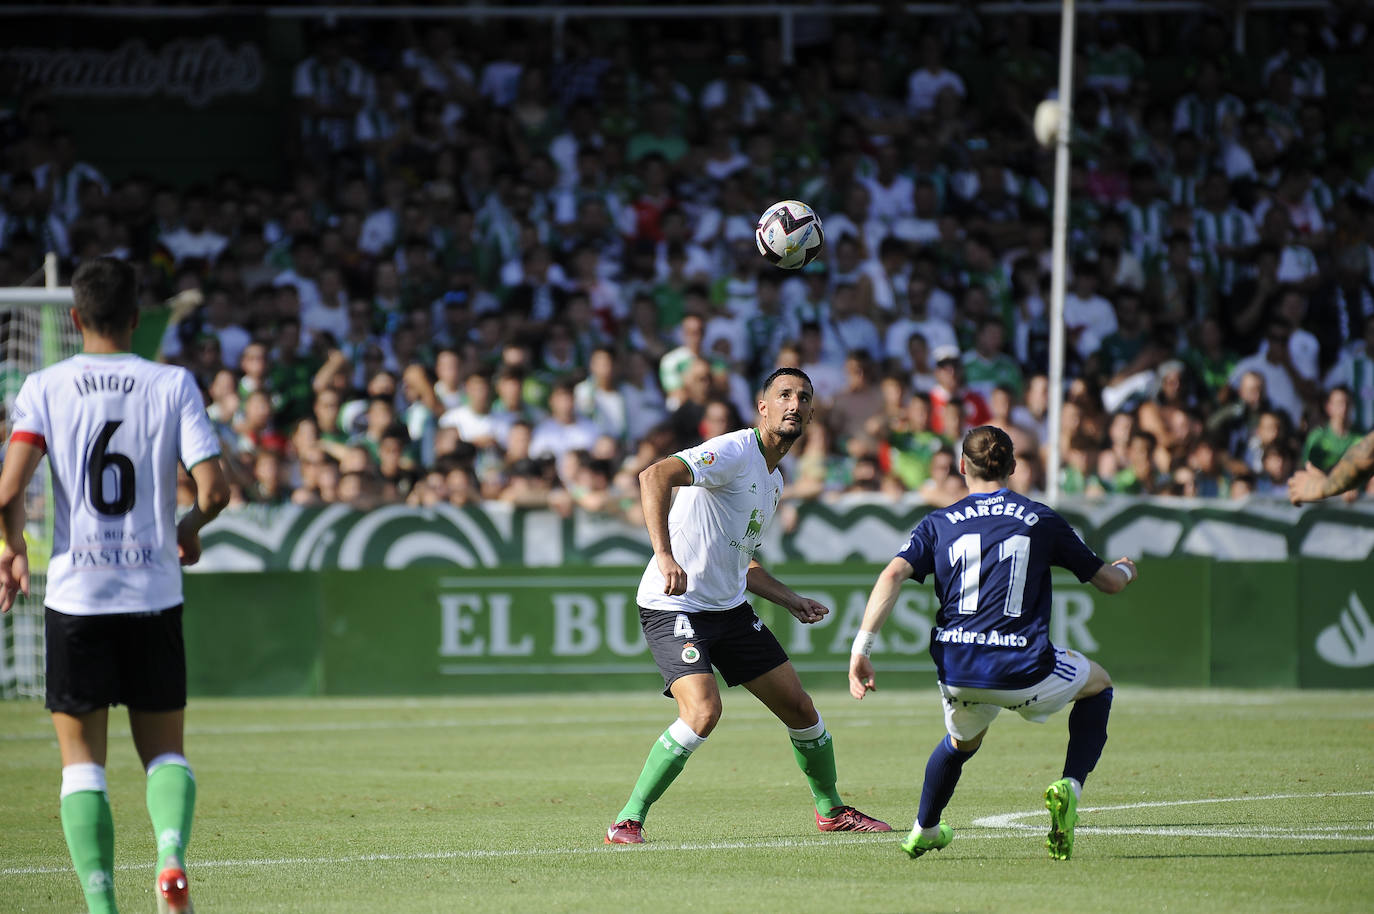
[695,451,716,468]
[681,643,700,663]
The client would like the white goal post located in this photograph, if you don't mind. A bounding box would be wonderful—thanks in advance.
[0,259,78,699]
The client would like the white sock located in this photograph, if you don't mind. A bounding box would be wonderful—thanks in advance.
[666,718,706,754]
[920,823,943,841]
[786,716,827,743]
[1068,777,1083,800]
[146,752,194,778]
[60,762,107,798]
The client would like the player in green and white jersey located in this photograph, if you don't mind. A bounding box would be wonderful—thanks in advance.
[604,368,889,843]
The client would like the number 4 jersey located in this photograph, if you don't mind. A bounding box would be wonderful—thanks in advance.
[897,488,1106,690]
[8,353,220,615]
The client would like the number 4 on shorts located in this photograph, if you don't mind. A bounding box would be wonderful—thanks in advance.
[674,614,696,639]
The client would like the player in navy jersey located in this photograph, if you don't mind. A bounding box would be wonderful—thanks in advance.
[848,426,1137,861]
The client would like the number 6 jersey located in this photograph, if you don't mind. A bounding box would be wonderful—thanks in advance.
[897,488,1106,690]
[8,353,220,615]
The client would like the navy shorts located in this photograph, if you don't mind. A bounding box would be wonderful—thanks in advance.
[45,605,187,714]
[640,602,790,696]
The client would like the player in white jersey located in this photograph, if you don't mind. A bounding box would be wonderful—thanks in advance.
[605,368,890,844]
[0,257,229,914]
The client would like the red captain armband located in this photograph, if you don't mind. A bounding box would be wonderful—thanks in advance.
[9,431,45,453]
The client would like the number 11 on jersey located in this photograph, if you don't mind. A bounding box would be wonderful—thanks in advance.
[948,533,1030,618]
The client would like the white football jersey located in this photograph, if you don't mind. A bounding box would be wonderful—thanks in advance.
[8,353,220,615]
[638,428,783,614]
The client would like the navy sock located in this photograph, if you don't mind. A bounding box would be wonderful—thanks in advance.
[916,735,978,828]
[1063,687,1113,785]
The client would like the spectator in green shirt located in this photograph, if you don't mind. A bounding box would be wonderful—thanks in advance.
[961,318,1023,400]
[1302,386,1363,472]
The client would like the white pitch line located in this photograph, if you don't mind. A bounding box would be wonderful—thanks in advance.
[6,789,1374,878]
[974,790,1374,831]
[0,832,1007,877]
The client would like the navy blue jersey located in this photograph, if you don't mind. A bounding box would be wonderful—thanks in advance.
[896,488,1105,689]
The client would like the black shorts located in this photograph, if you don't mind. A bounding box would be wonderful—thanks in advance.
[640,602,790,696]
[45,605,187,714]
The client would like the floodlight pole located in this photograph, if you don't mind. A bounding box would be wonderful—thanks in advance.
[1045,0,1075,505]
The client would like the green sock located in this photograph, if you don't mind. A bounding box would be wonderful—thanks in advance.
[146,758,196,871]
[615,723,701,824]
[60,789,118,914]
[789,721,844,816]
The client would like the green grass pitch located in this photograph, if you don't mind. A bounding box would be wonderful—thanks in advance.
[2,687,1372,913]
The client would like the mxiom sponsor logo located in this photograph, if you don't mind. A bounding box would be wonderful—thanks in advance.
[1315,593,1374,668]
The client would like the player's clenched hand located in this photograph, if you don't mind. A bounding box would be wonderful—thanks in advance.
[0,546,30,614]
[849,654,876,700]
[1288,462,1328,505]
[788,597,828,624]
[657,553,687,595]
[176,524,202,567]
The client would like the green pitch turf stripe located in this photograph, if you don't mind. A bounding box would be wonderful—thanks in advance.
[6,790,1373,877]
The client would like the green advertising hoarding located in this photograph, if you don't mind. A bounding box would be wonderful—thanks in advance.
[176,562,1214,696]
[1296,562,1374,689]
[183,572,322,696]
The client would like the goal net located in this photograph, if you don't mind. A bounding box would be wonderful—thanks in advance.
[1,288,80,699]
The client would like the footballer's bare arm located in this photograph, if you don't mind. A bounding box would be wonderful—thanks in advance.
[639,456,694,595]
[848,557,915,699]
[746,559,828,623]
[0,440,44,612]
[1289,430,1374,504]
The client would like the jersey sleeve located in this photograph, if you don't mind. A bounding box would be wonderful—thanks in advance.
[895,519,937,583]
[175,370,221,470]
[8,374,48,452]
[675,432,748,489]
[1045,511,1106,582]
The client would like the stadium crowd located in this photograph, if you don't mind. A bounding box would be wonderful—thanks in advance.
[2,6,1374,519]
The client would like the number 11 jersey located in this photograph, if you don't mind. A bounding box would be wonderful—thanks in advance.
[9,353,220,615]
[897,488,1105,690]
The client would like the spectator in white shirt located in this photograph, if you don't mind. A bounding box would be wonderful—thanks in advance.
[1229,321,1313,428]
[885,275,958,370]
[1262,286,1321,383]
[700,50,772,127]
[440,371,508,451]
[159,190,228,265]
[274,234,324,313]
[861,143,915,225]
[359,175,407,256]
[891,179,943,246]
[1063,261,1118,361]
[826,282,883,365]
[574,346,631,442]
[906,34,966,115]
[530,381,602,460]
[303,265,350,344]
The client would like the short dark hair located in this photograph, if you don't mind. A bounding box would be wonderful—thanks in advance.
[760,366,812,397]
[962,425,1016,481]
[71,257,138,335]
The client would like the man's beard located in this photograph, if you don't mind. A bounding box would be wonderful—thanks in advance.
[775,419,804,442]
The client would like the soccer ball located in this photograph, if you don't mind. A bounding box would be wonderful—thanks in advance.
[756,200,824,270]
[1033,99,1062,148]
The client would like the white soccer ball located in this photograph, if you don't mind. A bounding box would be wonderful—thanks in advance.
[756,200,825,270]
[1033,99,1062,148]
